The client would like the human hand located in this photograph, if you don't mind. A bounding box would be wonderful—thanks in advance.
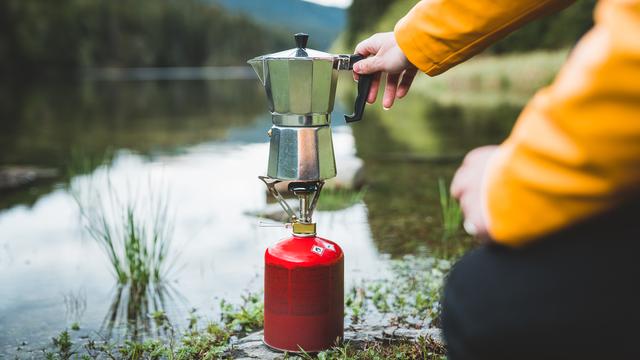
[353,32,417,109]
[450,146,498,241]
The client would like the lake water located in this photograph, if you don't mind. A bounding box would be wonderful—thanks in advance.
[0,75,519,355]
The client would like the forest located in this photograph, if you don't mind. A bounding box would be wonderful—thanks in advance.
[0,0,289,79]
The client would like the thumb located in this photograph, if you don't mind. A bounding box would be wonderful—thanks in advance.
[353,56,383,75]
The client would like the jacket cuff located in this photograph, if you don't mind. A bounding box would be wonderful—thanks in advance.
[394,10,440,75]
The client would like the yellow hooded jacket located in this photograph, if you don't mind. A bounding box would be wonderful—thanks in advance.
[395,0,640,246]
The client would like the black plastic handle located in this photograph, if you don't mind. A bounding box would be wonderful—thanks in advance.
[294,33,309,49]
[294,33,309,57]
[345,54,373,123]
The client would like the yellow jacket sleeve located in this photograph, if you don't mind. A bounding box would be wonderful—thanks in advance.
[484,0,640,245]
[394,0,574,75]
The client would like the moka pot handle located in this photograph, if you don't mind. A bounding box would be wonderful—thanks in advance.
[344,54,374,123]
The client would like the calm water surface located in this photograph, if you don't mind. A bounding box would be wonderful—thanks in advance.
[0,77,519,354]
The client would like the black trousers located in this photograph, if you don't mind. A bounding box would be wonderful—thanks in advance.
[442,199,640,360]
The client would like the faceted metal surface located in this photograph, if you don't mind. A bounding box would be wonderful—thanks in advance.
[248,55,352,117]
[248,37,358,182]
[267,126,336,181]
[270,59,336,115]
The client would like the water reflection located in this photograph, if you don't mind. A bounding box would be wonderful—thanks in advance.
[0,80,268,210]
[102,282,185,340]
[350,95,523,256]
[63,289,87,325]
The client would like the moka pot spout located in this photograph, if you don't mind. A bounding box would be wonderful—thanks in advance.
[247,58,265,85]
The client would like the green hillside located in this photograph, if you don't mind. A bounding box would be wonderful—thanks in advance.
[211,0,346,50]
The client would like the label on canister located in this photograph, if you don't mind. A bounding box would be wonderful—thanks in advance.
[311,245,324,255]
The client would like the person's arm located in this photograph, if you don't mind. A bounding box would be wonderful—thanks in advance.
[479,0,640,245]
[395,0,574,76]
[353,0,574,108]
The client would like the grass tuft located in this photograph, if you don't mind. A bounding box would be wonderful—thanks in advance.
[306,336,446,360]
[438,178,462,241]
[219,293,264,335]
[71,170,176,286]
[46,330,74,360]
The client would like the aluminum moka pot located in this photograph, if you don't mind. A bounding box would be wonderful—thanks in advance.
[248,33,372,181]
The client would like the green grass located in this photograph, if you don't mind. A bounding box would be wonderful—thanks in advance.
[219,293,264,334]
[303,337,446,360]
[46,330,73,360]
[39,292,263,360]
[71,172,176,286]
[415,49,570,106]
[438,178,462,241]
[33,256,452,359]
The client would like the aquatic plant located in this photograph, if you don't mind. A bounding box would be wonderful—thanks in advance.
[69,155,183,340]
[72,172,176,286]
[438,178,462,241]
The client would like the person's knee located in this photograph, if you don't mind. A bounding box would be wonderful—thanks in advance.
[441,247,488,359]
[441,245,515,359]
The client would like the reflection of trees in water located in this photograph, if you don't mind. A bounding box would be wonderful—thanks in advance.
[424,100,520,149]
[353,98,520,159]
[351,98,521,257]
[0,79,266,210]
[0,80,266,168]
[102,282,186,340]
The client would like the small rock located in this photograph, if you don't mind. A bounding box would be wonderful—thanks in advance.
[0,166,58,191]
[231,331,284,360]
[228,323,444,358]
[381,327,443,344]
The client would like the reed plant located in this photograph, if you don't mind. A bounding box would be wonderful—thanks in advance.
[71,167,176,286]
[438,178,463,241]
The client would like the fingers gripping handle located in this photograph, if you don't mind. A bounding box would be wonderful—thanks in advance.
[345,54,373,123]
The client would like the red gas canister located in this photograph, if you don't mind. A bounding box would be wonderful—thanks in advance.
[264,234,344,352]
